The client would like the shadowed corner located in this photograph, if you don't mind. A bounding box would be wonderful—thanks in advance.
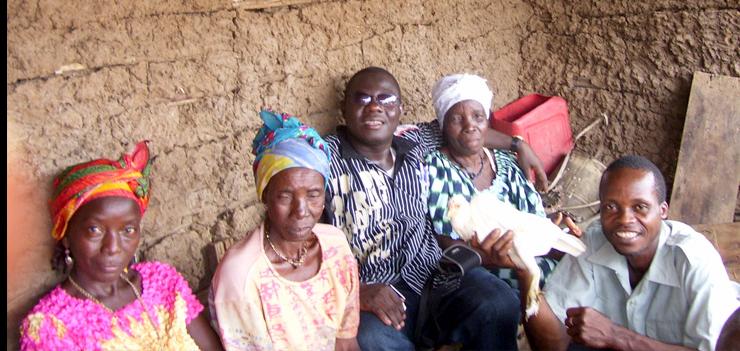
[7,120,62,350]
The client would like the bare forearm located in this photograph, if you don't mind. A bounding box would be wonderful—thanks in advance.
[483,128,513,149]
[187,313,225,351]
[335,337,360,351]
[562,305,695,351]
[609,327,695,351]
[517,269,570,351]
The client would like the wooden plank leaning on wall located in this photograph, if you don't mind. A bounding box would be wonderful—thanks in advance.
[669,72,740,225]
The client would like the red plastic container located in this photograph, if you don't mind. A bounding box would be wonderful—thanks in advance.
[491,94,574,176]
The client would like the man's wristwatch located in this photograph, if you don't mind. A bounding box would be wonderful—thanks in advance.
[510,135,525,153]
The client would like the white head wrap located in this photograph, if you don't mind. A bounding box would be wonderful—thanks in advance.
[431,74,494,129]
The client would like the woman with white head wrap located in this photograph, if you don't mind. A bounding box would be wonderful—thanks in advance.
[425,73,566,290]
[431,74,493,130]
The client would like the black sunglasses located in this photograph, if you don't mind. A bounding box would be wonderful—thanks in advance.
[352,92,400,107]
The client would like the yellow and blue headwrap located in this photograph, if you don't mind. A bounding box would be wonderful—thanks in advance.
[251,109,331,200]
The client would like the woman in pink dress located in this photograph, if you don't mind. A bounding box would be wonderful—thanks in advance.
[19,141,223,350]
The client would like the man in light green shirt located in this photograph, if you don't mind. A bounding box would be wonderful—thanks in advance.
[475,155,739,351]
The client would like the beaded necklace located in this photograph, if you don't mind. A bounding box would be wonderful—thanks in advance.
[449,152,486,179]
[68,273,140,313]
[265,227,310,269]
[68,271,163,342]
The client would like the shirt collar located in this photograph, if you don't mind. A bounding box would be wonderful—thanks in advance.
[643,221,680,287]
[335,126,416,161]
[588,234,631,293]
[587,221,679,294]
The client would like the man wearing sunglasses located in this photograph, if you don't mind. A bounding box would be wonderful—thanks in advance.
[322,66,548,350]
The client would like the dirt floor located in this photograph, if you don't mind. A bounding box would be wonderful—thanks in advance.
[7,0,739,348]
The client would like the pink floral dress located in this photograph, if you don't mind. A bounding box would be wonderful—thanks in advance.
[20,261,203,350]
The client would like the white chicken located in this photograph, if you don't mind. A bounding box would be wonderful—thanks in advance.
[447,192,587,319]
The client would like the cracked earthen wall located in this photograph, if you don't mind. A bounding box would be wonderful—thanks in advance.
[7,0,739,348]
[520,0,739,181]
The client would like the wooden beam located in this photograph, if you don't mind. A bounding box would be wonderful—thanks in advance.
[235,0,318,10]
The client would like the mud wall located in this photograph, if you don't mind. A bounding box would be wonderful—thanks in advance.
[7,0,532,348]
[7,0,739,348]
[519,0,740,185]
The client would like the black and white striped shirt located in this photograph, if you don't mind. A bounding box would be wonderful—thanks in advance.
[323,122,443,294]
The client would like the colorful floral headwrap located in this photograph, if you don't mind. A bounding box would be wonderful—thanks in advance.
[252,109,331,200]
[49,141,152,241]
[432,73,494,129]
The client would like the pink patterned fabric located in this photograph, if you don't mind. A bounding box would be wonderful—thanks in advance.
[20,261,203,351]
[210,222,360,350]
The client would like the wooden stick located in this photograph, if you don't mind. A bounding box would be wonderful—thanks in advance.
[235,0,318,10]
